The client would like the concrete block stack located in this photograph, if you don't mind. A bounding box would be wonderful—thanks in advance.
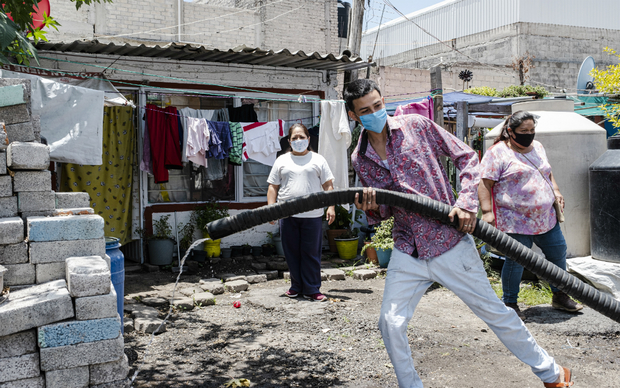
[0,77,127,386]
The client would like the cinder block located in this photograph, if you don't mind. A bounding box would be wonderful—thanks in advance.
[0,376,45,388]
[0,217,24,245]
[32,115,40,144]
[75,283,117,321]
[89,354,129,385]
[257,270,278,280]
[30,238,107,265]
[0,176,11,197]
[0,105,30,126]
[35,262,65,284]
[38,316,121,348]
[0,353,39,383]
[0,330,36,359]
[3,263,35,286]
[39,334,124,371]
[5,122,35,143]
[55,192,91,209]
[6,142,49,170]
[12,171,51,192]
[0,242,28,265]
[0,280,74,337]
[66,256,111,297]
[0,124,7,151]
[0,84,25,107]
[199,278,224,295]
[27,215,104,242]
[246,274,267,284]
[90,378,130,388]
[0,151,5,174]
[224,280,248,293]
[45,366,89,388]
[0,196,18,218]
[17,191,55,212]
[192,292,215,306]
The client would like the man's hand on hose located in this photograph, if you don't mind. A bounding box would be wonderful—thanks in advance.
[448,207,476,234]
[354,188,380,212]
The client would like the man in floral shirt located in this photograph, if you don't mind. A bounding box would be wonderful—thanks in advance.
[345,79,573,388]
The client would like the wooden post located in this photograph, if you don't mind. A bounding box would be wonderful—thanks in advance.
[430,66,444,128]
[455,101,469,192]
[347,0,365,82]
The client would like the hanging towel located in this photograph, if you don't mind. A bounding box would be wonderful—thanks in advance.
[163,106,183,169]
[394,96,434,120]
[318,101,351,191]
[185,117,210,168]
[228,122,244,166]
[241,120,284,166]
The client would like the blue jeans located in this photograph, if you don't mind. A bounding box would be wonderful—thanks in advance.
[502,222,567,304]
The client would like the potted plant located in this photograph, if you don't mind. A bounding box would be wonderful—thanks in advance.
[334,228,360,260]
[268,231,284,256]
[326,205,351,253]
[177,221,195,260]
[361,217,394,268]
[193,201,229,258]
[241,243,252,256]
[144,215,175,266]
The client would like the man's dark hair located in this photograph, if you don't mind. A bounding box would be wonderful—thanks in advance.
[344,79,382,112]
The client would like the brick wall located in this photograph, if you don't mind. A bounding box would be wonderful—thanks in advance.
[46,0,340,54]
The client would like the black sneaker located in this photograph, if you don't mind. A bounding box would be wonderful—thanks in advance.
[505,302,526,320]
[552,292,583,313]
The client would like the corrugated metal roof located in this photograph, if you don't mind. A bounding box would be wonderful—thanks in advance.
[36,40,373,71]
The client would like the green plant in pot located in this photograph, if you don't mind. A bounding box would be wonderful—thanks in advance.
[326,205,352,253]
[262,233,276,256]
[193,201,229,258]
[361,217,394,268]
[334,227,360,260]
[144,215,175,266]
[177,221,195,260]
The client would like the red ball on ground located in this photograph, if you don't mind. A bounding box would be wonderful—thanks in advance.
[233,301,241,308]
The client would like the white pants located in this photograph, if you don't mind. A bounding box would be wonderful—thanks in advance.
[379,236,560,388]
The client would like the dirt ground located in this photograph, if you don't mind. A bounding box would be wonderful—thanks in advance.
[122,261,620,388]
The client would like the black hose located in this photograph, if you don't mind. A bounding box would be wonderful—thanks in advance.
[206,188,620,323]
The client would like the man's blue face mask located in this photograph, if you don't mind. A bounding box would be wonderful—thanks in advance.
[359,108,388,134]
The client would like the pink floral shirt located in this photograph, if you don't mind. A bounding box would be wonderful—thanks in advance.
[351,114,480,260]
[479,141,557,235]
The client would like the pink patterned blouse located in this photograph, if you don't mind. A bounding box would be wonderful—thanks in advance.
[351,114,480,260]
[479,140,557,235]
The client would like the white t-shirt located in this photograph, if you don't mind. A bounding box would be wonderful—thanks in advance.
[267,151,335,218]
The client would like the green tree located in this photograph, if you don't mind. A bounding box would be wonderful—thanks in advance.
[0,0,112,65]
[591,47,620,132]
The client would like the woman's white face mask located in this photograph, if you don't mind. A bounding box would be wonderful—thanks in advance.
[291,139,309,153]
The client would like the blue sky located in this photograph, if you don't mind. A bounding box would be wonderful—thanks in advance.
[363,0,445,31]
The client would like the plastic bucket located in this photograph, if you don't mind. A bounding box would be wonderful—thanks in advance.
[376,248,392,268]
[204,239,221,258]
[105,237,124,333]
[335,238,358,260]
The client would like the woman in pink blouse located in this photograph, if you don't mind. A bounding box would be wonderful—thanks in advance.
[479,111,583,318]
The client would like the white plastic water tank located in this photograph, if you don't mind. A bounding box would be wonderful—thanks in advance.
[484,101,606,257]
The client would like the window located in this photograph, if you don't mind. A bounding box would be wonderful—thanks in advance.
[142,91,316,203]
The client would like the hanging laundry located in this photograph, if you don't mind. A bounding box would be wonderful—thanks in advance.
[318,101,351,191]
[206,121,233,159]
[205,159,227,181]
[146,104,183,183]
[185,117,210,168]
[140,120,153,174]
[228,122,244,166]
[228,104,258,122]
[241,120,284,166]
[394,96,434,120]
[178,107,218,163]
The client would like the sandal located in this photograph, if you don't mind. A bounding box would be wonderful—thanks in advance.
[543,366,573,387]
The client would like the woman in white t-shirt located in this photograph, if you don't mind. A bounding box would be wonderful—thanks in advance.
[267,124,336,302]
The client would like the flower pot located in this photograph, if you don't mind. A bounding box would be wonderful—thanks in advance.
[335,237,359,260]
[376,247,392,268]
[242,246,252,255]
[327,229,347,253]
[192,249,206,263]
[148,238,174,266]
[363,242,379,265]
[262,245,275,256]
[204,239,221,258]
[251,246,263,257]
[221,248,232,259]
[230,245,243,257]
[272,236,284,256]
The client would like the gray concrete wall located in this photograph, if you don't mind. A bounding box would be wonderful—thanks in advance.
[46,0,339,54]
[373,22,620,92]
